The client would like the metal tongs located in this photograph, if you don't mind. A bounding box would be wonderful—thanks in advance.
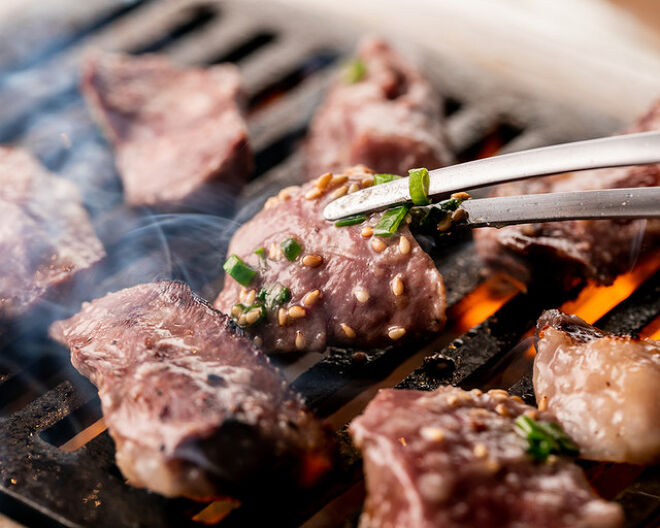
[323,131,660,228]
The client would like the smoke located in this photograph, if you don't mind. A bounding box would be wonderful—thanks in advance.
[626,218,647,272]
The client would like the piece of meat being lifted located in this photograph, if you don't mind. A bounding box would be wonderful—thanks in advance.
[534,310,660,465]
[0,147,105,321]
[474,98,660,286]
[49,281,333,500]
[214,165,446,353]
[350,386,623,528]
[306,37,452,180]
[81,50,252,208]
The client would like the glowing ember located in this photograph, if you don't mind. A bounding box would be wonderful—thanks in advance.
[59,418,107,453]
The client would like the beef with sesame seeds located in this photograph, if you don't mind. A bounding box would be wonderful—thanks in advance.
[474,99,660,286]
[534,310,660,465]
[0,147,105,322]
[350,386,623,528]
[49,281,333,500]
[305,37,452,180]
[81,50,252,209]
[214,165,446,353]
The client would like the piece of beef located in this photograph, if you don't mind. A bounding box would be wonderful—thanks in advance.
[306,37,451,180]
[474,99,660,286]
[81,50,252,208]
[350,386,623,528]
[0,147,105,321]
[49,281,333,500]
[534,310,660,465]
[214,165,446,353]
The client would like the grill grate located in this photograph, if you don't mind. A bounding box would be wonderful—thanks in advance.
[0,1,658,527]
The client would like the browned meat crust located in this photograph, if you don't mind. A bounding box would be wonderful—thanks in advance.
[81,51,252,208]
[350,386,623,528]
[214,165,446,353]
[474,99,660,286]
[49,281,333,500]
[0,147,105,320]
[306,37,452,180]
[534,310,660,464]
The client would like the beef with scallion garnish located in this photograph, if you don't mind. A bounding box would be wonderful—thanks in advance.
[81,50,252,208]
[534,310,660,465]
[0,147,105,321]
[306,37,452,180]
[350,386,624,528]
[214,165,447,353]
[474,98,660,286]
[49,282,333,500]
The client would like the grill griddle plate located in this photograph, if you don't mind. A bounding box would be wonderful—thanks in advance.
[0,1,658,527]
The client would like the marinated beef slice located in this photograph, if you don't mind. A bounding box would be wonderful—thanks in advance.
[0,147,105,320]
[474,98,660,286]
[534,310,660,465]
[50,281,333,500]
[306,37,451,180]
[81,51,252,208]
[214,165,446,353]
[350,386,623,528]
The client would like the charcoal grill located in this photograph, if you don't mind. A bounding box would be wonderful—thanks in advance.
[0,1,659,527]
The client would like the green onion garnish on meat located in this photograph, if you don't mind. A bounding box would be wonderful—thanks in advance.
[254,247,266,258]
[374,173,401,185]
[258,283,291,309]
[343,58,366,83]
[223,255,257,286]
[335,214,366,227]
[408,167,431,206]
[373,205,410,237]
[514,415,579,462]
[281,237,302,261]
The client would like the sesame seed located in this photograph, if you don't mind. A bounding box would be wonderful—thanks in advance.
[231,305,242,318]
[316,172,333,190]
[391,275,405,296]
[451,208,467,222]
[348,183,360,194]
[237,314,247,326]
[361,177,374,187]
[303,289,321,306]
[471,388,483,396]
[305,187,323,200]
[488,389,509,400]
[244,289,256,305]
[524,409,539,420]
[521,224,537,236]
[473,443,488,458]
[420,426,445,442]
[404,213,412,225]
[361,226,374,238]
[253,336,263,347]
[295,331,306,350]
[495,404,510,417]
[268,242,283,260]
[450,191,470,200]
[538,395,548,411]
[238,287,247,302]
[278,308,288,326]
[398,436,407,447]
[302,254,323,267]
[341,323,356,338]
[329,174,348,187]
[511,395,524,404]
[436,216,452,232]
[288,306,306,319]
[399,236,411,255]
[354,287,370,303]
[388,326,406,340]
[245,308,262,324]
[278,189,291,200]
[371,238,387,252]
[264,196,279,209]
[330,185,349,200]
[484,458,501,473]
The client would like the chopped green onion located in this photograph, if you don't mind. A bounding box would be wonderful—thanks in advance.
[374,173,401,185]
[280,238,302,261]
[335,214,366,227]
[258,283,291,309]
[254,247,266,258]
[373,205,410,237]
[343,58,366,84]
[223,255,257,286]
[514,415,579,462]
[408,167,430,206]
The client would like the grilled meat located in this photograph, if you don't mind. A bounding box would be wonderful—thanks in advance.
[0,147,104,321]
[306,37,451,179]
[350,386,623,528]
[214,165,446,353]
[474,99,660,285]
[81,51,252,208]
[49,281,333,500]
[534,310,660,465]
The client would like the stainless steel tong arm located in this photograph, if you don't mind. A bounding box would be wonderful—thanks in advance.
[323,130,660,220]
